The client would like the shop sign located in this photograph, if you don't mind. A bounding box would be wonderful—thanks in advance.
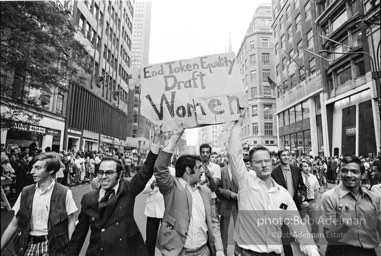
[345,127,356,136]
[46,129,61,136]
[12,122,29,132]
[67,129,82,135]
[100,134,113,144]
[29,125,46,134]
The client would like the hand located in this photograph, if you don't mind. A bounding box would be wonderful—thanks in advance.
[203,165,213,179]
[231,192,238,199]
[301,201,310,208]
[216,250,225,256]
[235,107,247,126]
[172,126,185,138]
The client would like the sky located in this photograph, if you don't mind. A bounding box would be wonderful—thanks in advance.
[148,0,267,145]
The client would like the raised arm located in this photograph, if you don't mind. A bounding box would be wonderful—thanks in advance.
[130,126,162,197]
[154,128,184,195]
[227,109,249,184]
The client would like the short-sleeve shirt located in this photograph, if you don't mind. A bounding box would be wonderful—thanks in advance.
[13,181,78,236]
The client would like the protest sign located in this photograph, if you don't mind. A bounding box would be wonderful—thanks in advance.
[140,52,247,131]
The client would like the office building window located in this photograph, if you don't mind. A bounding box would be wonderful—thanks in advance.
[252,123,258,135]
[251,87,257,98]
[274,25,277,38]
[275,43,278,56]
[282,57,287,71]
[262,53,270,65]
[250,41,255,49]
[264,123,273,135]
[264,104,273,119]
[307,29,314,49]
[296,14,301,31]
[286,5,291,19]
[250,70,257,82]
[263,86,272,97]
[276,65,280,77]
[252,104,258,116]
[261,38,269,48]
[263,70,271,82]
[287,26,292,41]
[309,58,316,74]
[281,35,285,49]
[250,54,256,65]
[297,40,303,57]
[56,94,64,114]
[299,67,306,81]
[305,1,311,20]
[291,74,296,88]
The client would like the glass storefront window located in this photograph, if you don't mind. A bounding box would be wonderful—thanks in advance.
[295,104,302,122]
[290,134,297,151]
[284,109,289,126]
[297,132,304,154]
[304,130,311,154]
[289,106,295,124]
[302,100,310,119]
[279,112,284,127]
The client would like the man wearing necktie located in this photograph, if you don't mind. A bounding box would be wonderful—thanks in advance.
[299,160,320,246]
[272,148,307,256]
[66,128,163,256]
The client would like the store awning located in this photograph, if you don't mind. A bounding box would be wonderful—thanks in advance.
[7,139,35,148]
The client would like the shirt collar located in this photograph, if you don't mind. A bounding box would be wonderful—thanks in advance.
[281,164,291,171]
[338,182,370,199]
[35,179,55,194]
[100,179,120,196]
[179,177,200,191]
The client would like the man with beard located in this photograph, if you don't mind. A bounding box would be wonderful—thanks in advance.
[321,156,381,256]
[199,144,221,204]
[271,149,307,256]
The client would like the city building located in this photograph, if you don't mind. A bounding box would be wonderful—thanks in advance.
[126,0,153,153]
[64,0,134,153]
[237,3,278,153]
[316,0,380,157]
[271,0,324,157]
[197,125,224,153]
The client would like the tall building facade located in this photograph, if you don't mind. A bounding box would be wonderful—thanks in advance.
[126,0,153,154]
[272,0,325,157]
[131,0,152,69]
[65,0,134,153]
[315,0,380,157]
[197,125,223,153]
[237,3,278,152]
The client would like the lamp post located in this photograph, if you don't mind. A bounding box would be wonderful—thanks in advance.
[320,49,381,155]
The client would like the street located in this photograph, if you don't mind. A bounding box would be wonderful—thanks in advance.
[1,182,380,256]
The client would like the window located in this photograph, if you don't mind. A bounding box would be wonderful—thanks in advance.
[264,123,273,135]
[279,16,283,32]
[261,38,269,48]
[297,40,303,57]
[299,67,306,81]
[252,105,258,116]
[250,70,257,82]
[56,94,64,114]
[106,22,109,35]
[287,26,292,41]
[309,58,316,74]
[295,103,303,122]
[305,1,311,20]
[283,79,288,92]
[263,70,271,82]
[262,53,270,65]
[289,106,295,124]
[78,14,85,31]
[295,0,299,8]
[103,45,107,58]
[289,49,295,59]
[286,5,291,19]
[282,57,287,71]
[307,29,314,49]
[302,100,310,119]
[276,65,280,77]
[252,123,258,135]
[250,41,255,49]
[274,25,277,38]
[291,74,296,88]
[281,35,285,49]
[93,3,99,18]
[336,64,352,85]
[264,104,273,119]
[263,86,272,96]
[295,14,301,31]
[275,43,278,56]
[332,11,348,32]
[250,54,256,65]
[251,87,257,98]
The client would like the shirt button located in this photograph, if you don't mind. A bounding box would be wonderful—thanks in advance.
[101,229,105,232]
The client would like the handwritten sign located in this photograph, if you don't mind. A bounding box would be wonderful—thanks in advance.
[140,53,247,131]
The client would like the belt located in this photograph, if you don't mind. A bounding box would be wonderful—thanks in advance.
[28,235,48,244]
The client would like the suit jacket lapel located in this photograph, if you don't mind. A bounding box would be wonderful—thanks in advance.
[184,186,192,221]
[290,166,299,191]
[101,181,125,226]
[276,167,287,188]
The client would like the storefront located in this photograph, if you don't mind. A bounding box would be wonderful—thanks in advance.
[1,120,62,152]
[100,134,114,153]
[66,128,82,152]
[83,130,99,152]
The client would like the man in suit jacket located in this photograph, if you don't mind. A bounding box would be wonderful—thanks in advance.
[216,156,238,256]
[65,129,162,256]
[154,128,224,256]
[271,148,307,256]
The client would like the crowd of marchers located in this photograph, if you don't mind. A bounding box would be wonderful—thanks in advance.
[1,111,381,256]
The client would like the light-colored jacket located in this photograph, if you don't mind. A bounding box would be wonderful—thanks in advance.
[154,151,223,256]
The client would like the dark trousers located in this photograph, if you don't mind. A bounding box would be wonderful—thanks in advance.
[325,245,376,256]
[220,204,238,255]
[280,223,294,256]
[236,247,280,256]
[145,217,162,256]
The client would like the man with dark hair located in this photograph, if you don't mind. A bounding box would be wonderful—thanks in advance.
[271,148,307,256]
[228,110,319,256]
[65,128,162,256]
[321,155,381,256]
[154,128,224,256]
[1,153,78,256]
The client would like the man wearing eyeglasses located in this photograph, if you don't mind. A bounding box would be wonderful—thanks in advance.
[228,110,319,256]
[65,128,163,256]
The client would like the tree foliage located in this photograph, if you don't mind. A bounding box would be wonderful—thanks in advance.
[0,1,92,121]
